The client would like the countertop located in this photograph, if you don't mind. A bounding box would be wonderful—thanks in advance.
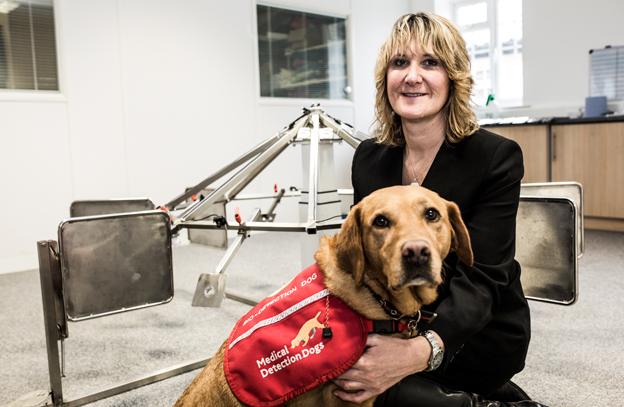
[480,114,624,127]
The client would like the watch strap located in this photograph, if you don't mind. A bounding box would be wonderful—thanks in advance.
[421,330,443,371]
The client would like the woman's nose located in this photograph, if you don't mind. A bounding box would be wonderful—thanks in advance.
[404,65,423,84]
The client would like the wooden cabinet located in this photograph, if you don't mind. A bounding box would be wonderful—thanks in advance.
[551,122,624,230]
[486,120,624,232]
[487,125,550,183]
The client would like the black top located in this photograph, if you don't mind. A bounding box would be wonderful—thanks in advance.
[351,128,531,394]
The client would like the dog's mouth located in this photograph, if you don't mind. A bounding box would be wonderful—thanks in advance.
[389,260,436,290]
[405,273,436,287]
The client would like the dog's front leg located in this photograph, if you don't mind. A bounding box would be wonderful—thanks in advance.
[288,383,375,407]
[174,344,242,407]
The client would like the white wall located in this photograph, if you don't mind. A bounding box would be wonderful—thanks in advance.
[0,0,413,274]
[0,97,72,273]
[435,0,624,117]
[59,0,127,199]
[351,0,409,134]
[411,0,436,14]
[521,0,624,116]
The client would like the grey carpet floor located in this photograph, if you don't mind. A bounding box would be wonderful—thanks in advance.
[1,230,623,406]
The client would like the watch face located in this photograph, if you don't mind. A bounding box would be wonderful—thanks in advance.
[423,331,444,371]
[431,350,443,369]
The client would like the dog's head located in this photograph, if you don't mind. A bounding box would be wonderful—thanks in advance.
[332,184,473,306]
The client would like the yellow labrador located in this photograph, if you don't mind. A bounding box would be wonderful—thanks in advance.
[175,184,473,407]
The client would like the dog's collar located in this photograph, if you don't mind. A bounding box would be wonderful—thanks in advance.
[366,319,417,337]
[363,283,438,326]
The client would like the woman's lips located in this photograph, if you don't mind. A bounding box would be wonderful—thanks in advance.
[401,92,427,97]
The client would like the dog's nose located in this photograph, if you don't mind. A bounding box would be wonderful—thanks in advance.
[402,240,430,266]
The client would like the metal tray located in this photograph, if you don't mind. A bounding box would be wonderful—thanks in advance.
[58,210,173,321]
[517,197,578,305]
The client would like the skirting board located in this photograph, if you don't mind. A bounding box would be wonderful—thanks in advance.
[585,216,624,233]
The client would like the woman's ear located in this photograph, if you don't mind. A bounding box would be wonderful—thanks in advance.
[446,201,474,266]
[333,205,366,285]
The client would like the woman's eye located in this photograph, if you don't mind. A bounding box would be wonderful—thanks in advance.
[424,208,440,221]
[422,58,440,67]
[373,215,391,228]
[391,57,408,68]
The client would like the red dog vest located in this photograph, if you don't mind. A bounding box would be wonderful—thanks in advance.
[224,264,368,407]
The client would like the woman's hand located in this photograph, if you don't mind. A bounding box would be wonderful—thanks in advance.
[333,332,441,403]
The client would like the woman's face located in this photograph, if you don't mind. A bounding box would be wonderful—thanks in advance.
[386,42,450,124]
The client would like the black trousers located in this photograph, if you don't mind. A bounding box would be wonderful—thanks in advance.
[373,374,531,407]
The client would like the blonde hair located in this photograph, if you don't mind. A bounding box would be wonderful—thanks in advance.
[374,12,479,146]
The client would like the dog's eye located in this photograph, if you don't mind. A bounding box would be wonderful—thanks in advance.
[424,208,440,221]
[373,215,390,228]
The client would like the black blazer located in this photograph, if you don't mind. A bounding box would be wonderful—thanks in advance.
[351,128,531,393]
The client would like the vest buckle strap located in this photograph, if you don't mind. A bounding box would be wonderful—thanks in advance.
[371,319,401,334]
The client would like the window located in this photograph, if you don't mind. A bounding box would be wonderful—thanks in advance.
[451,0,523,107]
[0,0,58,91]
[256,5,349,99]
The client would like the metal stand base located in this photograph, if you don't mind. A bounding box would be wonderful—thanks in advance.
[51,358,209,407]
[34,105,364,405]
[175,106,361,307]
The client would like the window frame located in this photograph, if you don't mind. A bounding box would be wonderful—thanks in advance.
[450,0,523,108]
[253,1,353,105]
[0,0,62,100]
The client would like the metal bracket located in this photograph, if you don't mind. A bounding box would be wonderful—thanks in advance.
[191,273,228,308]
[191,209,262,307]
[262,188,286,222]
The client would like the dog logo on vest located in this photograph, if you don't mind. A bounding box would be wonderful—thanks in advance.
[290,311,324,349]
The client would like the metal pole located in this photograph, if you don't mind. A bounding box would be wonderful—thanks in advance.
[306,110,320,234]
[264,188,285,221]
[318,111,362,149]
[179,114,310,222]
[181,220,312,233]
[62,358,210,407]
[224,292,259,307]
[306,111,320,233]
[229,191,300,201]
[37,240,64,406]
[214,209,262,275]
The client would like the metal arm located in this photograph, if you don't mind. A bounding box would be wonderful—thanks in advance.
[318,111,363,149]
[178,114,310,222]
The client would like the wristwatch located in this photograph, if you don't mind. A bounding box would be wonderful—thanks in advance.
[421,330,444,371]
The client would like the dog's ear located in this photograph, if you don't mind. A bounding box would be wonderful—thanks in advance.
[333,204,366,286]
[446,201,474,266]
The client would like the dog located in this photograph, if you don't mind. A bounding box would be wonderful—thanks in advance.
[291,311,325,349]
[174,184,473,407]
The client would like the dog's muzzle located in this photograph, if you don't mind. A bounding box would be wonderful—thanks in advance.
[401,240,435,286]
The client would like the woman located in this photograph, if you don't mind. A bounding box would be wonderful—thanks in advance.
[333,12,539,406]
